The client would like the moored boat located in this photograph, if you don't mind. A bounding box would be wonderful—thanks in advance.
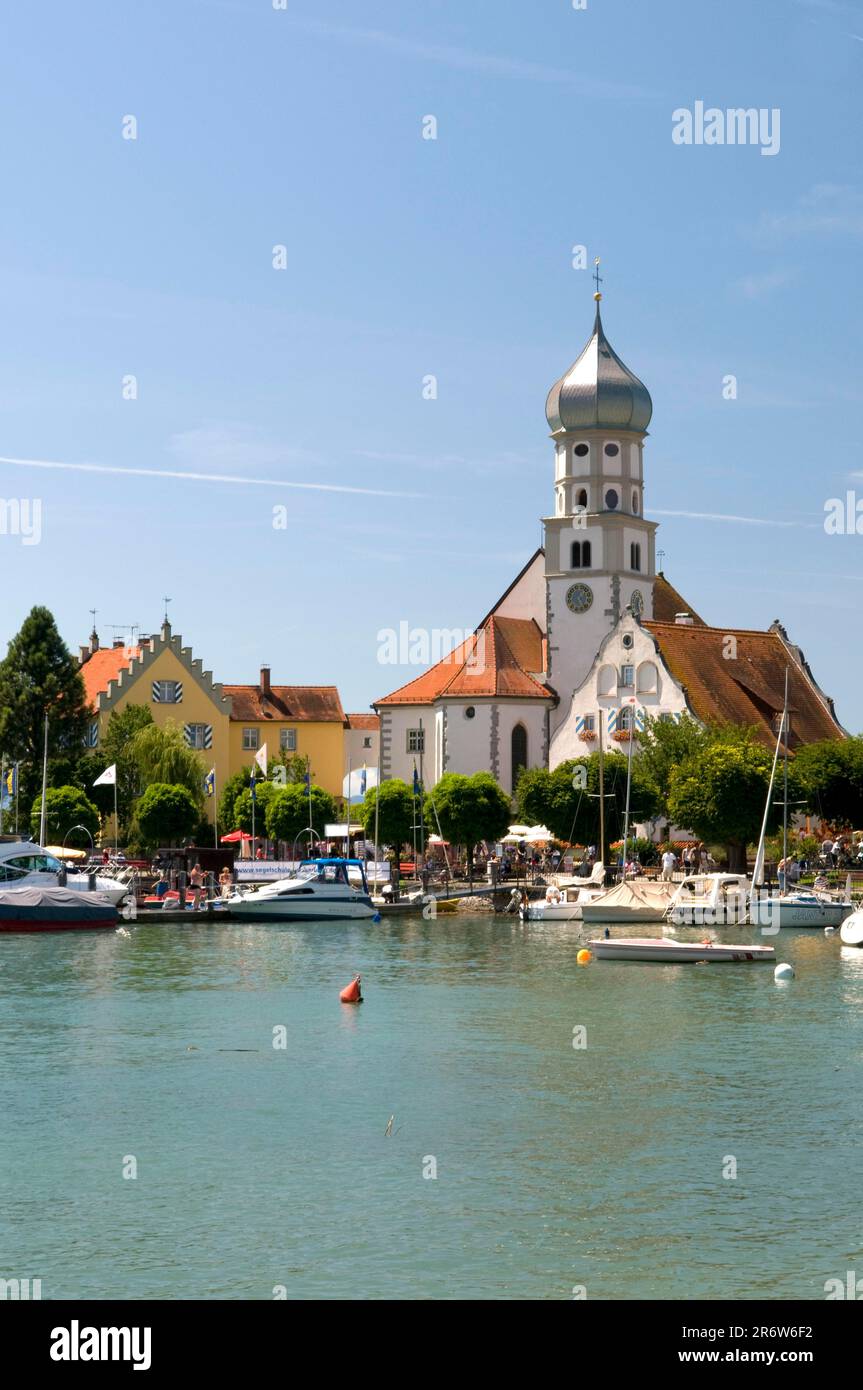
[520,863,606,922]
[839,911,863,946]
[588,935,775,964]
[227,858,376,921]
[0,838,129,906]
[0,886,118,932]
[579,878,676,925]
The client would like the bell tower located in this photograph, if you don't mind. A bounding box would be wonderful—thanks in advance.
[543,270,658,727]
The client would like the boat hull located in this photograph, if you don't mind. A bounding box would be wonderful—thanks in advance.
[229,896,375,921]
[588,937,775,964]
[0,888,118,932]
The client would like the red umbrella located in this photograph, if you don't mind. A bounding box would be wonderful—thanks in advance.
[220,830,252,844]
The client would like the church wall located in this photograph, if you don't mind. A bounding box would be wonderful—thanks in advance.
[377,704,435,787]
[491,552,546,627]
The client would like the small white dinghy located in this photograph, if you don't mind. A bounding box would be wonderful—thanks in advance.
[839,911,863,947]
[588,936,776,964]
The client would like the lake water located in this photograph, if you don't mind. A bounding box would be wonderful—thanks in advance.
[2,914,861,1301]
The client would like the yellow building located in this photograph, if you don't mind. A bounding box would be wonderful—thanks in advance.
[80,621,347,821]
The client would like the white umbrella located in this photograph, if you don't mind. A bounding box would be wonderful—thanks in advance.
[507,825,534,838]
[527,825,553,843]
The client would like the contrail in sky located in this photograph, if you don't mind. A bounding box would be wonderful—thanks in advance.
[0,455,422,499]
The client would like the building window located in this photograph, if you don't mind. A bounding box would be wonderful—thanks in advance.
[620,665,635,688]
[574,443,589,457]
[243,727,259,751]
[632,490,639,513]
[185,723,209,750]
[630,542,641,571]
[571,540,592,569]
[605,489,619,510]
[511,724,528,791]
[604,442,620,457]
[583,714,596,732]
[618,706,634,732]
[152,679,182,704]
[279,728,297,751]
[362,736,372,748]
[637,662,658,694]
[407,729,425,753]
[576,488,588,509]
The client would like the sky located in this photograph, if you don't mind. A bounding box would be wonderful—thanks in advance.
[1,0,862,728]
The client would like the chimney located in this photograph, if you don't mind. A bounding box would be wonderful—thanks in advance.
[89,628,99,654]
[79,645,90,665]
[113,638,125,648]
[675,612,694,626]
[260,664,271,697]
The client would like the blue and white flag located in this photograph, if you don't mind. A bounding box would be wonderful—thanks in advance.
[204,768,215,798]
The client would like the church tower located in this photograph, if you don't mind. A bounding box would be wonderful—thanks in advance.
[543,277,657,727]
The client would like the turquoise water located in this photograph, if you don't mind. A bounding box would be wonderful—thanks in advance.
[2,916,862,1301]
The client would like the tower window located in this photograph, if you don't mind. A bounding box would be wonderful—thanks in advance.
[511,723,528,791]
[632,490,639,513]
[630,543,641,571]
[604,443,620,457]
[571,540,592,569]
[605,489,619,510]
[574,443,589,457]
[577,488,588,509]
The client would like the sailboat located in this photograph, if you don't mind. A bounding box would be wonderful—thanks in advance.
[749,674,852,930]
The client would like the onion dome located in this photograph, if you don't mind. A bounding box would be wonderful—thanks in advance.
[546,298,652,433]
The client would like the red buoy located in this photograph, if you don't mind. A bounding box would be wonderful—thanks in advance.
[339,974,363,1004]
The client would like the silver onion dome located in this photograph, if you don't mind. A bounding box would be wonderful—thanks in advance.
[546,299,652,433]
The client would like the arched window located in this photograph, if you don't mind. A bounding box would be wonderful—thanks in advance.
[598,664,617,697]
[637,662,658,695]
[511,724,528,791]
[577,488,588,509]
[582,540,591,567]
[571,540,592,569]
[630,542,641,571]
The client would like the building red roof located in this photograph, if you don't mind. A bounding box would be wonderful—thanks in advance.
[376,617,552,706]
[223,685,346,723]
[80,645,141,711]
[644,621,843,748]
[346,713,380,730]
[652,573,706,626]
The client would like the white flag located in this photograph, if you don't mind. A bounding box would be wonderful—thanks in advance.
[93,764,117,787]
[255,743,268,777]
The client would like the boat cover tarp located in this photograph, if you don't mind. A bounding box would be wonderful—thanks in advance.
[0,887,117,920]
[587,880,672,910]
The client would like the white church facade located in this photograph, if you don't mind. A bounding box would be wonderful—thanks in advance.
[375,290,845,788]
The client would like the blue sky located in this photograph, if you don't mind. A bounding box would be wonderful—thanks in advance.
[1,0,861,728]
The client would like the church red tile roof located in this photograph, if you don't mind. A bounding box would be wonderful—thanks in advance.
[223,685,346,722]
[346,713,380,730]
[652,573,706,626]
[376,616,553,706]
[80,645,141,710]
[644,621,843,748]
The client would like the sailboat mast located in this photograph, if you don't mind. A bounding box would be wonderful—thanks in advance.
[598,711,606,866]
[782,667,789,870]
[621,700,635,876]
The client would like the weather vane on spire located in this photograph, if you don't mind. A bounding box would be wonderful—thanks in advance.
[89,607,97,634]
[162,596,171,625]
[593,257,603,300]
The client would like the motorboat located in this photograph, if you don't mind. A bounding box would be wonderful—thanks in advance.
[579,878,676,925]
[227,858,377,921]
[520,863,606,922]
[0,838,130,906]
[839,911,863,946]
[588,936,776,964]
[749,889,853,930]
[667,873,750,927]
[0,886,118,932]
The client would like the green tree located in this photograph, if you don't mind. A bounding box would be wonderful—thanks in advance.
[358,779,414,852]
[232,781,280,834]
[667,734,786,872]
[425,772,511,870]
[635,714,710,810]
[0,607,90,804]
[135,783,200,848]
[792,736,863,829]
[30,785,100,849]
[266,783,336,849]
[131,721,205,807]
[517,753,660,849]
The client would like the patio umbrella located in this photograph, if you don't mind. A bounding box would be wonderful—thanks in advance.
[220,830,252,844]
[45,845,87,860]
[507,825,533,838]
[527,825,553,843]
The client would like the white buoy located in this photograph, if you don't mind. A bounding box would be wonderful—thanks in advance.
[774,962,794,981]
[825,925,836,935]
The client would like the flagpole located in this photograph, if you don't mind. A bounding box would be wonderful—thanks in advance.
[38,714,49,848]
[214,768,218,849]
[373,743,381,892]
[345,756,352,857]
[251,765,256,854]
[15,763,19,834]
[418,720,425,867]
[0,754,5,834]
[114,778,118,855]
[306,754,312,842]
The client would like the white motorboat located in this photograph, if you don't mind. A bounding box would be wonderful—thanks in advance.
[520,863,606,922]
[579,878,676,925]
[749,890,853,930]
[588,936,776,964]
[0,886,118,932]
[228,858,377,921]
[0,838,129,906]
[839,911,863,946]
[667,873,751,927]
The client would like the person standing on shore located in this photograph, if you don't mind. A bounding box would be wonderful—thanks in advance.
[661,847,676,882]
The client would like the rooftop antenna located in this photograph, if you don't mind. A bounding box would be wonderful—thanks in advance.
[162,596,171,625]
[89,607,97,634]
[658,549,666,572]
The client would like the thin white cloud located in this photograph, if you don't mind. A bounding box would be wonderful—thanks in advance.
[652,508,812,528]
[753,184,863,240]
[168,425,318,472]
[0,454,421,499]
[734,267,798,299]
[290,17,656,99]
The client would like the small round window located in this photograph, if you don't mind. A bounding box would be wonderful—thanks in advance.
[622,633,634,650]
[605,488,619,510]
[604,443,619,457]
[574,443,589,457]
[465,706,476,720]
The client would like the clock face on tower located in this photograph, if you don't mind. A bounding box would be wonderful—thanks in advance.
[566,582,593,614]
[630,589,644,617]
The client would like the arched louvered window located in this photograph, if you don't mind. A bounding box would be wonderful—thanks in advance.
[511,724,528,791]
